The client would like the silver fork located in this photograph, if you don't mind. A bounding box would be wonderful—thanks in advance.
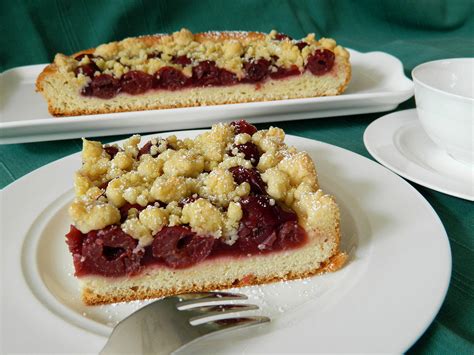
[100,291,270,355]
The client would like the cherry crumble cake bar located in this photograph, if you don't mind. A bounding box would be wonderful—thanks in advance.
[66,120,347,305]
[37,29,351,116]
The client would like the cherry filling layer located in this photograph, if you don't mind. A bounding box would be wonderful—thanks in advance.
[66,196,307,277]
[67,138,307,277]
[75,48,336,99]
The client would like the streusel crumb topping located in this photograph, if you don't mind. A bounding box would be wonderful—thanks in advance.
[70,121,328,246]
[55,28,349,79]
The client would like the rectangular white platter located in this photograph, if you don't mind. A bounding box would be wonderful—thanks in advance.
[0,49,413,144]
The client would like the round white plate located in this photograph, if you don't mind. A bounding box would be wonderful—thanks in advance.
[364,109,474,201]
[1,132,451,353]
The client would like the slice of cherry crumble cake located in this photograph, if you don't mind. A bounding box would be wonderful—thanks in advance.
[37,29,351,116]
[66,120,347,305]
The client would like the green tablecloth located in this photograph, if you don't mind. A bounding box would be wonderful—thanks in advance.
[1,1,473,353]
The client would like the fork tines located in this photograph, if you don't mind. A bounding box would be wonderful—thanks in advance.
[177,291,270,329]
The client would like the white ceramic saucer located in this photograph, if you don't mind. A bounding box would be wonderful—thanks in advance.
[364,109,474,201]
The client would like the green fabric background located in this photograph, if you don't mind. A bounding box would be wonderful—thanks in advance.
[1,0,473,353]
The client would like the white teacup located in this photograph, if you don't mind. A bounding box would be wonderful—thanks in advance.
[412,58,474,165]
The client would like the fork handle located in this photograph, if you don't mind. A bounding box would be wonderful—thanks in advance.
[100,333,181,355]
[100,312,187,355]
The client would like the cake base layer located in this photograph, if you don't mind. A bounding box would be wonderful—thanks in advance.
[37,61,350,116]
[81,226,346,305]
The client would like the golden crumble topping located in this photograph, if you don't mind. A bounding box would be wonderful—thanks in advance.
[69,121,331,246]
[54,28,349,79]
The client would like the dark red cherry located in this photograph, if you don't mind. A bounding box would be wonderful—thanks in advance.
[237,224,277,252]
[244,59,271,82]
[147,51,162,59]
[65,225,85,256]
[74,62,99,78]
[296,42,308,51]
[120,70,154,95]
[89,74,120,99]
[79,226,143,277]
[104,146,119,159]
[270,55,279,63]
[236,195,280,252]
[172,55,192,66]
[231,142,261,165]
[275,221,306,249]
[218,69,238,85]
[119,203,146,222]
[275,33,293,41]
[306,49,335,75]
[230,120,257,135]
[137,141,153,159]
[192,61,221,86]
[137,138,170,159]
[152,226,214,268]
[156,67,189,90]
[229,166,266,194]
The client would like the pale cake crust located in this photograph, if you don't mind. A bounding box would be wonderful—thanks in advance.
[83,253,347,305]
[36,29,351,117]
